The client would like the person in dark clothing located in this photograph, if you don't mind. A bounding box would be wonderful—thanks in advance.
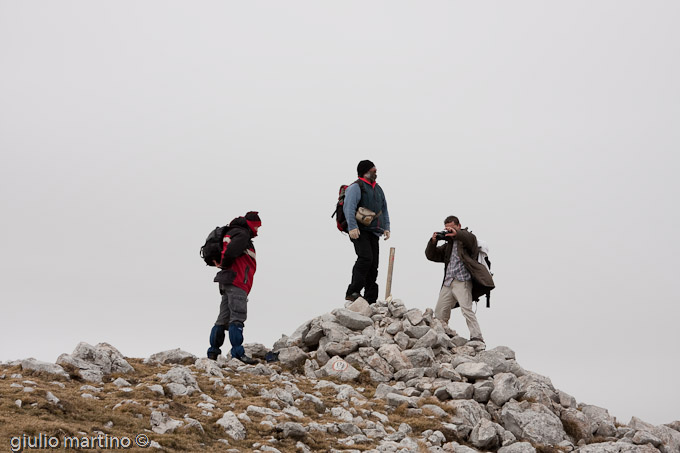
[425,215,494,343]
[207,211,261,364]
[343,160,391,304]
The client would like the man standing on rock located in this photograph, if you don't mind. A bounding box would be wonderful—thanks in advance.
[343,160,390,304]
[425,215,494,343]
[207,211,261,364]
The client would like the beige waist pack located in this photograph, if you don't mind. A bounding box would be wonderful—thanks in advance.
[355,207,381,227]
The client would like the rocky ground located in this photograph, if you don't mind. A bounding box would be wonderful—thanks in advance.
[1,298,678,453]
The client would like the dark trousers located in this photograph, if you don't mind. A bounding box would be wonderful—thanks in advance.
[347,232,379,303]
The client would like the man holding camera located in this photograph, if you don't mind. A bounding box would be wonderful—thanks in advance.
[343,160,390,304]
[425,215,494,343]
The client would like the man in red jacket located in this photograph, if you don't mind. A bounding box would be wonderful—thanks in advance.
[207,211,261,364]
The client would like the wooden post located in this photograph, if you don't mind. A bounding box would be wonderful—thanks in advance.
[385,247,395,300]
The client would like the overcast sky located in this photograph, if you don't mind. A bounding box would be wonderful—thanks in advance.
[1,1,678,426]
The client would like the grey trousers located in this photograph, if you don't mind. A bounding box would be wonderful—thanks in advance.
[434,280,483,340]
[215,284,248,326]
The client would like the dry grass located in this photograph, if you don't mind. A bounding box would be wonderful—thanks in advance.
[0,359,400,452]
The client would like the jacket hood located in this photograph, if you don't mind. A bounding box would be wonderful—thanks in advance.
[229,216,258,237]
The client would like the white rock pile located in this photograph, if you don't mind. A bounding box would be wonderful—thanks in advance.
[262,298,680,453]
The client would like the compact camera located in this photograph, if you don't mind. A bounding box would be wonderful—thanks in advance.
[435,230,450,240]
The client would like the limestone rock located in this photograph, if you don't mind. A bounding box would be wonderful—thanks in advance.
[501,400,568,445]
[581,404,618,438]
[404,309,424,326]
[491,373,521,406]
[333,309,373,331]
[56,342,134,383]
[455,362,493,381]
[150,410,183,434]
[473,380,494,403]
[194,358,224,378]
[277,347,309,368]
[629,416,680,453]
[145,348,197,365]
[378,344,413,372]
[216,411,246,440]
[347,298,373,317]
[158,366,200,396]
[498,442,537,453]
[277,421,307,439]
[317,356,360,381]
[576,442,661,452]
[561,407,593,443]
[470,419,503,450]
[20,359,69,379]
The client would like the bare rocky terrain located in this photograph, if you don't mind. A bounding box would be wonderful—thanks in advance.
[2,298,678,453]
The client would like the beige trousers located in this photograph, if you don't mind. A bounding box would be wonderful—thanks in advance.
[434,280,483,340]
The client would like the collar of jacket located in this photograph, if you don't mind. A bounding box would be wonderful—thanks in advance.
[358,177,376,189]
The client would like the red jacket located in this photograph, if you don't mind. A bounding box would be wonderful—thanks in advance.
[213,217,257,294]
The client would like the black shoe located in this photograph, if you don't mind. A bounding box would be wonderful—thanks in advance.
[235,355,258,365]
[207,353,219,361]
[345,292,360,302]
[469,337,485,343]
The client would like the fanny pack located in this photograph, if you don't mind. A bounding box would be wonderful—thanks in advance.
[355,207,382,227]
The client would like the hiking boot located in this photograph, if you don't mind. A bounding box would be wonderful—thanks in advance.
[265,351,280,363]
[469,337,485,343]
[207,352,219,361]
[345,292,360,302]
[235,355,258,365]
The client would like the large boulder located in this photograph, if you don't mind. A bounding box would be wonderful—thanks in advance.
[501,400,568,446]
[20,359,69,379]
[56,342,134,383]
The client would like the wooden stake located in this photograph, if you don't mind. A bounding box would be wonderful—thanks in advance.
[385,247,395,300]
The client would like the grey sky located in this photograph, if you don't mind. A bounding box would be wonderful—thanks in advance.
[1,1,678,425]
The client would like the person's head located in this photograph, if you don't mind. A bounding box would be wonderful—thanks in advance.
[245,211,261,236]
[357,160,377,183]
[444,215,461,231]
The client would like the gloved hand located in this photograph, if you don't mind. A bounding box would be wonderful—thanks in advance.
[383,230,390,240]
[349,228,360,239]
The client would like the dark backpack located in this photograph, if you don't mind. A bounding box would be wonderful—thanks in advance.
[200,225,228,266]
[331,184,350,232]
[332,180,366,233]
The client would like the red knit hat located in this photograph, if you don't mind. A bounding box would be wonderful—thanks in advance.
[245,211,261,236]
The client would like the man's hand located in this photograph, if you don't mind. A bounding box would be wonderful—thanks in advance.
[445,228,457,238]
[349,228,360,240]
[431,232,439,243]
[383,230,390,240]
[213,260,222,269]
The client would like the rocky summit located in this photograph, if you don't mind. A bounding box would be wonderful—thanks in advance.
[1,298,678,453]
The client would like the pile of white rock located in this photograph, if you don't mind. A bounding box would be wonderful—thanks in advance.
[264,298,680,453]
